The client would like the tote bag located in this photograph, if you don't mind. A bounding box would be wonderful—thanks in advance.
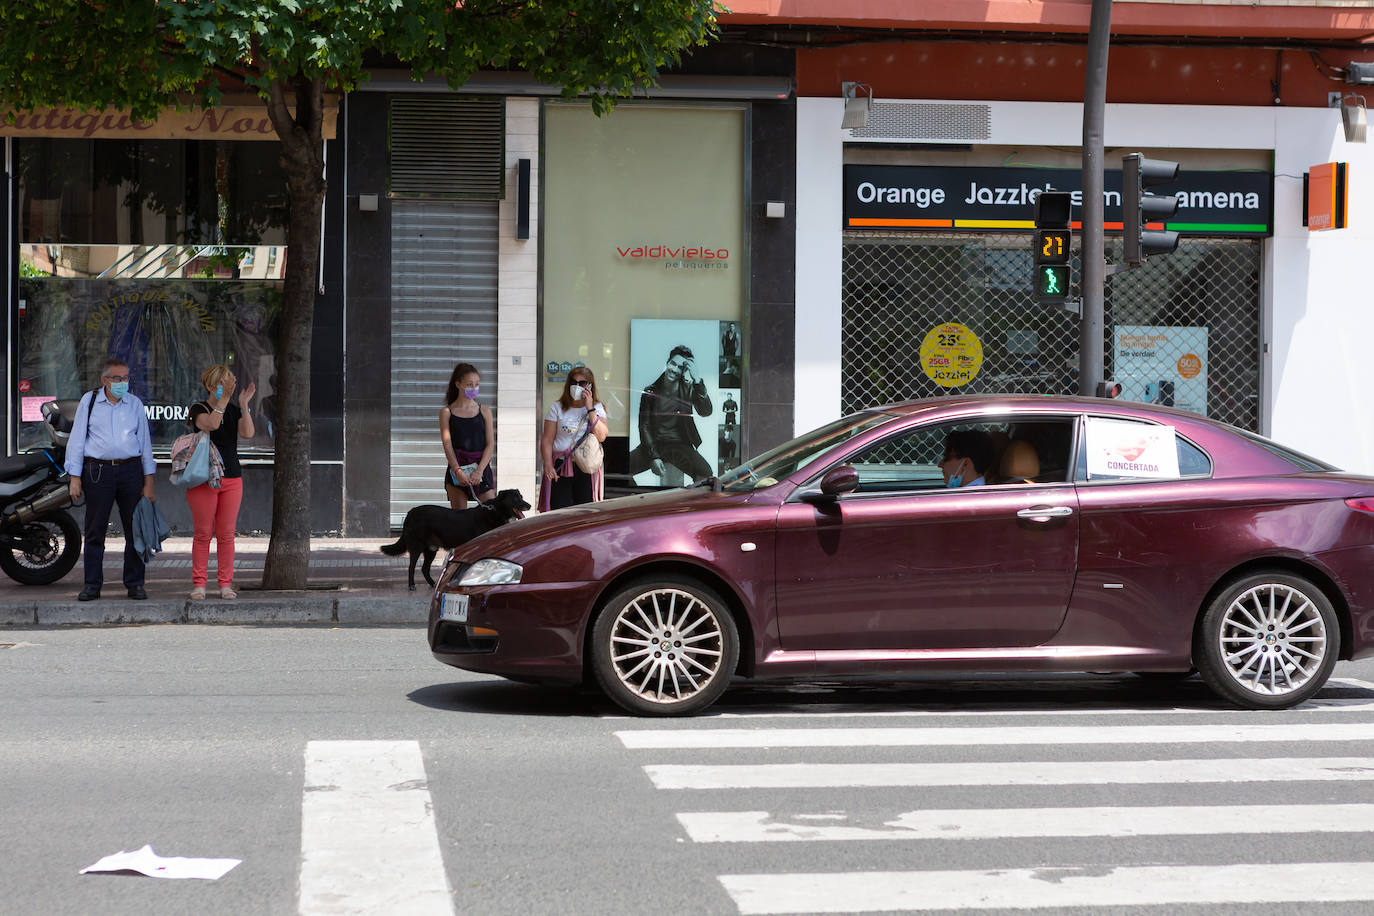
[170,431,220,488]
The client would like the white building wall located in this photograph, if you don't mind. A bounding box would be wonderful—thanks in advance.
[795,97,1374,474]
[497,97,540,498]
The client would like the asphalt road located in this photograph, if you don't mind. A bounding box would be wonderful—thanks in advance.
[4,625,1374,915]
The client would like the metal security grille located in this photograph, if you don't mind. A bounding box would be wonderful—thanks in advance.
[841,233,1261,431]
[389,200,499,526]
[389,97,504,199]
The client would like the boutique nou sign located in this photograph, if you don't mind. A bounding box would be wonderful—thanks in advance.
[1,101,338,141]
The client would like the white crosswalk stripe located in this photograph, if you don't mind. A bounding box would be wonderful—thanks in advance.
[623,686,1374,913]
[677,803,1374,842]
[618,720,1374,748]
[299,740,452,915]
[719,863,1374,914]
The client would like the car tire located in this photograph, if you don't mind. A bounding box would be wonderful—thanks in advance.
[1195,571,1339,709]
[590,576,740,717]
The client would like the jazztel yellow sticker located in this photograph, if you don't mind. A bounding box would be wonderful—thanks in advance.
[919,322,983,388]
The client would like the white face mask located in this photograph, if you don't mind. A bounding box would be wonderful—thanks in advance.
[569,384,584,400]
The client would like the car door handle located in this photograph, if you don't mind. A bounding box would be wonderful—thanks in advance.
[1016,505,1074,521]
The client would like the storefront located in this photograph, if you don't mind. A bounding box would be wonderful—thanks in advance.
[3,102,347,532]
[542,102,749,488]
[795,93,1374,474]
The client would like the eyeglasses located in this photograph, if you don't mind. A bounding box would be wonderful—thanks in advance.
[103,375,130,383]
[570,378,592,386]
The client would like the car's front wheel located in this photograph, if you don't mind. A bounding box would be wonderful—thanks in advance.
[1196,571,1339,709]
[591,576,740,716]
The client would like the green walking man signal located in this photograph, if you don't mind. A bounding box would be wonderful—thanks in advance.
[1032,191,1073,303]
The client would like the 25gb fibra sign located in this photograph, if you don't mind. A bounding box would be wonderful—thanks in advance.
[844,165,1272,237]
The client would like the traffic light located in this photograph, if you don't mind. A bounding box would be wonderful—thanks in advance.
[1033,190,1072,303]
[1122,153,1180,265]
[1096,380,1122,398]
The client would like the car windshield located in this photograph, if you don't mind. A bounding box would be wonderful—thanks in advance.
[720,410,898,492]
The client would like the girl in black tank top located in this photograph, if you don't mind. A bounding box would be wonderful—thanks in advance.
[440,363,495,509]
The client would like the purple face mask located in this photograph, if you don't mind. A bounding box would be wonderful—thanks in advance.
[463,386,480,400]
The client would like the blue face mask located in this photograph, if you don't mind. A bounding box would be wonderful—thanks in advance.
[946,474,963,489]
[463,386,480,400]
[215,384,224,399]
[109,381,129,399]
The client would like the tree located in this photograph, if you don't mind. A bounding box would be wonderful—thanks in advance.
[1,0,721,588]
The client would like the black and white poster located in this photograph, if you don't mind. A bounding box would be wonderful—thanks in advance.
[629,318,725,487]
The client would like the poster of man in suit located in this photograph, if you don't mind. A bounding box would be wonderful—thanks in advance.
[629,319,720,487]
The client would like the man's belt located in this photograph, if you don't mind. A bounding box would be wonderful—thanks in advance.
[86,457,137,466]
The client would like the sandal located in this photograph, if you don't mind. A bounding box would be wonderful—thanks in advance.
[220,586,238,600]
[190,586,206,600]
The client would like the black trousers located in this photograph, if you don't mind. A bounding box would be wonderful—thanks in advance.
[627,442,713,482]
[548,466,594,510]
[81,460,145,590]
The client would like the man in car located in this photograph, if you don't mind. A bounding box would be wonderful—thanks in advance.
[940,429,994,488]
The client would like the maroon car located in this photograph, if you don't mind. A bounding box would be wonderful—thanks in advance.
[428,396,1374,716]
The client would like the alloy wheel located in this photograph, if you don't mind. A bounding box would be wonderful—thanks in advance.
[1217,582,1328,697]
[607,587,725,705]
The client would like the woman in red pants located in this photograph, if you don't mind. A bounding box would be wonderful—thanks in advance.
[186,365,255,599]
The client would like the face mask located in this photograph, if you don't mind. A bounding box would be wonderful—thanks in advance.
[569,384,584,400]
[109,381,129,399]
[945,474,963,489]
[215,384,224,399]
[463,386,480,400]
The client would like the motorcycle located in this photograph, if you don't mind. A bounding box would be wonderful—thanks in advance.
[0,399,82,585]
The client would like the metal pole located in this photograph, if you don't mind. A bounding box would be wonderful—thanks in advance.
[1079,0,1112,395]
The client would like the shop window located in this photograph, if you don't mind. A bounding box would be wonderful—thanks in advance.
[543,104,746,487]
[13,138,286,453]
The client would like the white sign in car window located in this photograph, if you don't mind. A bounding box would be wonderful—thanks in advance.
[1085,418,1181,480]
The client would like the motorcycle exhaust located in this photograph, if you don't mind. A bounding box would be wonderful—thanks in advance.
[3,485,72,528]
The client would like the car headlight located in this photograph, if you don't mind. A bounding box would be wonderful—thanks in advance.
[458,558,523,586]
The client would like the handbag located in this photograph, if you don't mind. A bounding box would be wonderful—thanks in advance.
[169,431,220,488]
[571,414,604,474]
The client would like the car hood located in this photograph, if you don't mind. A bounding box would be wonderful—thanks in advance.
[452,487,760,561]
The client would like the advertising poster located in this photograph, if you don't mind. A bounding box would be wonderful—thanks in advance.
[919,322,983,389]
[1085,418,1181,480]
[629,319,722,487]
[1114,325,1208,416]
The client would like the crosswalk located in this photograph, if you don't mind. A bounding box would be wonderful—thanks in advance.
[616,678,1374,914]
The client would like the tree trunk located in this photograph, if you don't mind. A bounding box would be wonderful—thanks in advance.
[261,76,326,590]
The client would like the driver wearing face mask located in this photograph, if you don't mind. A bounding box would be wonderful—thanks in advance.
[939,429,995,489]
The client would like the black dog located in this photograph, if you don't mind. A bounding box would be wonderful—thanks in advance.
[380,489,531,590]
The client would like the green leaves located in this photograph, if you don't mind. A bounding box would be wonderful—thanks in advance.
[0,1,721,118]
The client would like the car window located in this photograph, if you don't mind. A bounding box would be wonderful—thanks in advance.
[1075,416,1212,482]
[819,416,1076,495]
[1233,429,1338,472]
[719,410,897,492]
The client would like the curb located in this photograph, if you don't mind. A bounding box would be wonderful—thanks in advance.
[0,595,430,626]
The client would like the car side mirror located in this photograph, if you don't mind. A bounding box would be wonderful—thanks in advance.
[801,465,859,503]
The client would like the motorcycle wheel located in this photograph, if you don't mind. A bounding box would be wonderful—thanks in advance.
[0,511,81,586]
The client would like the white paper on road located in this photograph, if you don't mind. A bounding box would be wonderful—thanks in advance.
[80,844,241,880]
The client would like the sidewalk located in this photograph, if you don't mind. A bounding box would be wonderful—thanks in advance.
[0,536,432,626]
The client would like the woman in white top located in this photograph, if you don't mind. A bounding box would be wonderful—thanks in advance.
[540,369,608,511]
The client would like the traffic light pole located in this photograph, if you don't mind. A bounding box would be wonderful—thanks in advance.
[1078,0,1112,396]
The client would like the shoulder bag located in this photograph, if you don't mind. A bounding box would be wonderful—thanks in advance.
[169,403,225,488]
[571,411,604,474]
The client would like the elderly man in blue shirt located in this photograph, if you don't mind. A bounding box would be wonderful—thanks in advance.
[65,357,158,601]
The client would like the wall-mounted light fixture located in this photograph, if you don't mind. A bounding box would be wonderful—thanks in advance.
[765,201,786,219]
[841,81,872,130]
[358,194,379,212]
[1341,94,1367,144]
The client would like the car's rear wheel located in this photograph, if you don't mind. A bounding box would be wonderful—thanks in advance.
[1196,571,1338,709]
[591,576,739,717]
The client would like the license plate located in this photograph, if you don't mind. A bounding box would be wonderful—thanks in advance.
[439,593,469,623]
